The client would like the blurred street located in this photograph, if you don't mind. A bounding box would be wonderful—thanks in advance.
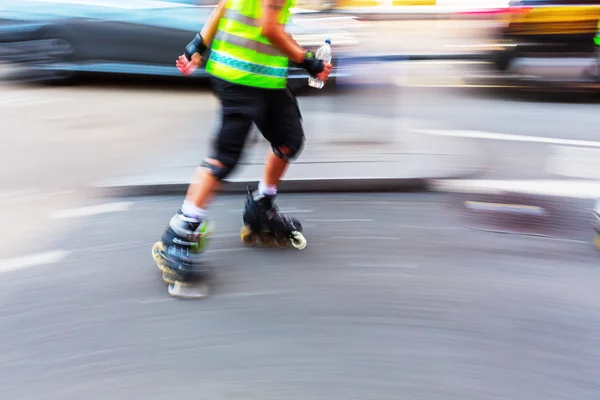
[1,6,600,400]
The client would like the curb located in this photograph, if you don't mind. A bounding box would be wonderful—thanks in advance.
[93,139,490,199]
[94,177,433,198]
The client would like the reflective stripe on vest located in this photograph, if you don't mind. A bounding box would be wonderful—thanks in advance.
[214,31,283,57]
[205,0,291,89]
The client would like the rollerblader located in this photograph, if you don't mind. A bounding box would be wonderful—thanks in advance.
[152,0,332,299]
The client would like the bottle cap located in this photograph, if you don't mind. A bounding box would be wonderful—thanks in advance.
[325,38,331,45]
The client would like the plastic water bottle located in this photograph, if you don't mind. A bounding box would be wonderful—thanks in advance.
[308,39,332,89]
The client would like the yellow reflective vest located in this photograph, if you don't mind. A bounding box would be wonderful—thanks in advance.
[205,0,294,89]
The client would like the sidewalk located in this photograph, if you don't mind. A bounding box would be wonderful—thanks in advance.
[93,91,486,197]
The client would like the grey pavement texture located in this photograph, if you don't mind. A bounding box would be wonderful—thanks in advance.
[2,193,600,400]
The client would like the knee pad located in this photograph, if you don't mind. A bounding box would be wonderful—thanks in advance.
[272,136,305,162]
[201,160,235,181]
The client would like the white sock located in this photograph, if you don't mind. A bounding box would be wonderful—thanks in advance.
[258,180,277,196]
[181,201,207,221]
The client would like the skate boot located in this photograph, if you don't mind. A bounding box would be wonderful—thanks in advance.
[152,211,213,299]
[240,187,307,250]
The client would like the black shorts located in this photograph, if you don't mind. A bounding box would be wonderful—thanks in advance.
[208,76,305,166]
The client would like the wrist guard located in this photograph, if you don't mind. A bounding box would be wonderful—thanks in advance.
[185,33,207,61]
[299,50,325,77]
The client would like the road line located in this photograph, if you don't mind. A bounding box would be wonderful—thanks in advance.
[0,191,74,205]
[546,145,600,180]
[0,250,70,274]
[49,202,134,219]
[431,179,600,199]
[524,236,587,245]
[418,129,600,148]
[0,190,38,199]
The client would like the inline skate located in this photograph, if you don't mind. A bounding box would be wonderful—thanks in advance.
[152,211,213,299]
[240,187,306,250]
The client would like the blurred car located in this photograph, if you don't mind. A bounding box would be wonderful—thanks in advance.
[463,0,600,87]
[0,0,359,88]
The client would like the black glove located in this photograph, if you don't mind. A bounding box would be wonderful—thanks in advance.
[299,50,325,77]
[184,33,207,61]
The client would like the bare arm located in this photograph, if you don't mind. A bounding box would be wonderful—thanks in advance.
[260,0,306,63]
[200,0,227,47]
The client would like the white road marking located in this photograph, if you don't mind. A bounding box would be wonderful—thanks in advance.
[0,190,73,205]
[49,202,134,219]
[431,179,600,199]
[524,236,587,245]
[0,94,69,107]
[418,129,600,148]
[0,190,37,199]
[546,145,600,180]
[0,250,70,274]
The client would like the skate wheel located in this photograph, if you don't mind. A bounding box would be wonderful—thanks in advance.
[290,231,307,250]
[257,232,275,246]
[162,270,177,285]
[240,225,256,246]
[168,281,209,299]
[594,235,600,250]
[275,233,290,248]
[151,241,164,262]
[156,258,170,273]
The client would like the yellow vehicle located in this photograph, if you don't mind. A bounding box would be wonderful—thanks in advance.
[488,0,600,75]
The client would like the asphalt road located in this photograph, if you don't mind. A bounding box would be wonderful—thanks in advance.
[1,192,599,400]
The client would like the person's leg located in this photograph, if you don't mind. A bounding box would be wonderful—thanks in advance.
[155,78,262,291]
[256,87,305,197]
[240,87,307,249]
[179,79,261,219]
